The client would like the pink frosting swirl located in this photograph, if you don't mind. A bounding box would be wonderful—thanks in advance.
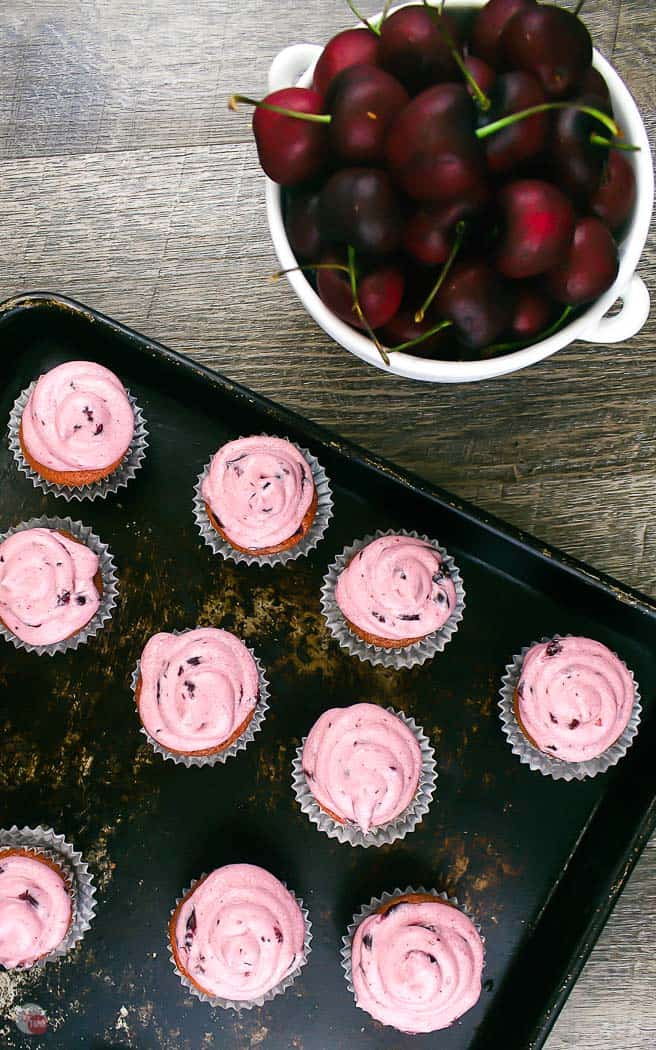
[0,852,72,969]
[173,864,306,1001]
[302,704,421,833]
[352,898,483,1034]
[335,535,457,641]
[0,528,100,645]
[201,436,314,550]
[516,636,635,762]
[137,628,260,754]
[21,360,134,473]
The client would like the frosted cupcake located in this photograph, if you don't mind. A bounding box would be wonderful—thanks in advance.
[0,520,117,653]
[343,891,484,1034]
[14,360,144,493]
[500,635,641,779]
[133,628,268,765]
[293,703,436,847]
[169,863,311,1008]
[321,531,465,668]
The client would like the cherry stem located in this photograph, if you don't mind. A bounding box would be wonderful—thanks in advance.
[270,263,350,282]
[415,221,466,324]
[590,132,640,152]
[574,0,585,15]
[347,245,391,365]
[476,101,620,141]
[388,318,453,354]
[229,95,331,124]
[424,1,491,111]
[345,0,381,35]
[486,305,575,355]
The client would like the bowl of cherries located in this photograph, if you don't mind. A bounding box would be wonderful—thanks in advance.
[232,0,653,383]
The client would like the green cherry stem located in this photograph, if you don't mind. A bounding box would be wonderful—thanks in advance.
[269,263,351,282]
[424,1,491,111]
[574,0,586,15]
[415,221,466,324]
[347,245,391,365]
[388,318,453,354]
[476,101,620,141]
[590,132,641,152]
[345,0,381,35]
[485,306,575,356]
[229,95,332,123]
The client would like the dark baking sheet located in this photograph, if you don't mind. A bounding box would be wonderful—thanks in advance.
[0,292,654,1050]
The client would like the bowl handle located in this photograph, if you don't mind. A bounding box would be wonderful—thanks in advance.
[578,274,650,344]
[268,44,323,92]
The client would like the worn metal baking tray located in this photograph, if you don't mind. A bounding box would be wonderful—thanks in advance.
[0,292,654,1050]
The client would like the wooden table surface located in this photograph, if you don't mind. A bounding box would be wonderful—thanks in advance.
[0,0,654,1046]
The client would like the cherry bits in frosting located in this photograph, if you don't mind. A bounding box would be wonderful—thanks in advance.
[201,436,316,554]
[335,534,457,645]
[351,896,484,1034]
[136,628,260,756]
[170,863,307,1002]
[0,851,72,969]
[302,704,421,833]
[19,361,135,485]
[515,636,636,762]
[0,528,101,646]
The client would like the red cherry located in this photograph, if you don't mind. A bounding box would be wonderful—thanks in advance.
[511,284,554,339]
[435,261,513,349]
[316,252,404,330]
[501,5,593,99]
[547,217,618,305]
[580,67,612,109]
[590,152,637,232]
[379,6,462,94]
[481,71,548,173]
[497,179,575,279]
[312,28,380,96]
[319,168,402,256]
[285,189,322,259]
[464,56,497,97]
[471,0,537,67]
[325,65,408,165]
[403,194,489,267]
[250,88,327,186]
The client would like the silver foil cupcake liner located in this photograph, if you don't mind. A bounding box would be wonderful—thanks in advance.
[8,381,148,501]
[291,706,437,847]
[193,436,333,567]
[498,635,642,782]
[130,633,270,767]
[0,516,118,656]
[168,875,312,1010]
[320,530,465,669]
[341,887,485,1021]
[0,825,97,970]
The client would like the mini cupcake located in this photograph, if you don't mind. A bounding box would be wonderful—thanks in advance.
[321,531,465,669]
[194,435,333,566]
[292,703,436,847]
[0,826,96,970]
[343,890,484,1035]
[500,635,641,781]
[169,863,311,1009]
[10,360,147,499]
[0,518,118,655]
[133,627,269,766]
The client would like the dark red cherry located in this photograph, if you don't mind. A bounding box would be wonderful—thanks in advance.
[403,193,489,267]
[464,56,497,97]
[379,309,451,358]
[313,28,380,96]
[284,189,322,259]
[590,152,637,232]
[547,217,619,305]
[387,84,486,204]
[325,65,409,165]
[316,251,404,330]
[580,67,611,110]
[251,88,327,186]
[435,261,513,349]
[511,283,554,339]
[480,71,548,173]
[471,0,537,67]
[551,97,607,201]
[319,168,402,255]
[497,179,575,279]
[379,5,462,94]
[501,5,593,99]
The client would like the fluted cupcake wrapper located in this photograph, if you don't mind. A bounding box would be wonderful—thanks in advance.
[168,875,312,1010]
[130,634,270,767]
[8,382,148,502]
[320,530,465,670]
[341,887,485,1022]
[192,436,333,567]
[291,706,437,848]
[498,635,642,782]
[0,516,118,656]
[0,825,97,971]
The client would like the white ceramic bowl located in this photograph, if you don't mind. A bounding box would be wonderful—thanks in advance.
[265,1,653,383]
